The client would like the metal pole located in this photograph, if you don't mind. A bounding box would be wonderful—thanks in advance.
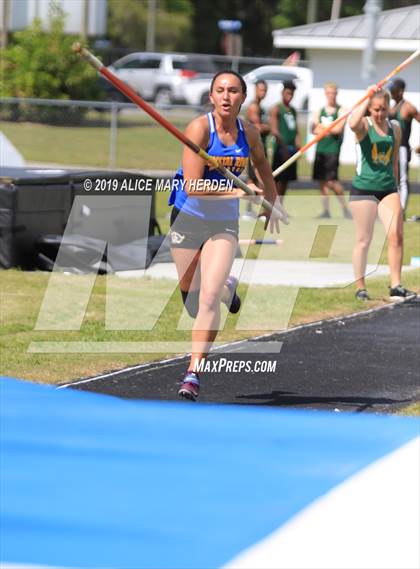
[361,0,382,81]
[146,0,156,52]
[1,0,10,49]
[306,0,318,24]
[330,0,342,20]
[109,102,118,169]
[82,0,89,41]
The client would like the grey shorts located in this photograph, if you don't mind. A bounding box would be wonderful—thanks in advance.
[169,207,239,249]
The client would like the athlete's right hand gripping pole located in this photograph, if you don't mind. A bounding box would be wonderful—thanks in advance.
[272,48,420,178]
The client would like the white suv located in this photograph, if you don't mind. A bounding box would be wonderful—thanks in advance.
[182,65,313,111]
[101,52,218,105]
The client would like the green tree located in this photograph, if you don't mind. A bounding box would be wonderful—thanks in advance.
[0,3,100,123]
[107,0,193,52]
[272,0,420,30]
[191,0,277,56]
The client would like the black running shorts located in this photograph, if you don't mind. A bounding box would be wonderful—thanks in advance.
[270,145,297,182]
[169,207,239,249]
[349,187,398,202]
[313,152,340,181]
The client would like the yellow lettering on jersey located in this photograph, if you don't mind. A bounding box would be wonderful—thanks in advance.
[210,156,248,173]
[383,146,392,165]
[372,143,378,163]
[371,143,392,165]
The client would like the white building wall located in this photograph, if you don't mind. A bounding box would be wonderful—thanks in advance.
[8,0,107,35]
[9,0,29,28]
[306,49,420,168]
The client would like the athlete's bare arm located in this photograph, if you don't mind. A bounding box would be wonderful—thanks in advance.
[269,105,282,142]
[246,102,270,134]
[401,100,420,122]
[245,123,281,232]
[349,98,369,141]
[182,116,209,195]
[329,107,347,135]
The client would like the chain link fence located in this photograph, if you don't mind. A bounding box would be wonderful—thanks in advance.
[0,97,199,172]
[0,96,310,173]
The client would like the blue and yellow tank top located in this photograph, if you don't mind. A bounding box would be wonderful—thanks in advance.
[168,112,249,220]
[352,118,396,192]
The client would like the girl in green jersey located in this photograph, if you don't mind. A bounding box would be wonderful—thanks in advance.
[349,88,415,301]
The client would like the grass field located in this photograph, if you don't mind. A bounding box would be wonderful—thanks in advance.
[1,204,419,410]
[1,264,419,384]
[1,115,419,406]
[154,193,420,266]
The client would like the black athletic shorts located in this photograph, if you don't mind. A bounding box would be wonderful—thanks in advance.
[271,144,297,182]
[349,187,398,202]
[169,207,239,249]
[313,152,340,181]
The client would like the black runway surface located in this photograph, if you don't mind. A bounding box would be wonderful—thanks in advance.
[69,298,420,413]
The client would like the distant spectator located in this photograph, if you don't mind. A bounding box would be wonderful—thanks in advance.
[243,80,270,220]
[312,82,351,219]
[266,80,300,203]
[389,77,420,212]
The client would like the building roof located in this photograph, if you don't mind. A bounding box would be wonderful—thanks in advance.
[273,5,420,52]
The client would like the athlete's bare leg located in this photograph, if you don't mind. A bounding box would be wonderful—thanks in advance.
[349,199,377,290]
[319,180,330,214]
[378,192,404,288]
[186,234,238,372]
[328,180,347,208]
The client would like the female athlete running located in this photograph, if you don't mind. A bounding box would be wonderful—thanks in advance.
[168,70,281,400]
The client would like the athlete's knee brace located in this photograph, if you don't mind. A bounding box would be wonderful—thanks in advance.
[181,289,200,318]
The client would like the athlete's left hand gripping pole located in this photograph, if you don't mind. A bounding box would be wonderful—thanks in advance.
[72,43,288,224]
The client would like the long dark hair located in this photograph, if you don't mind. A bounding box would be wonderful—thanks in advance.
[210,70,247,95]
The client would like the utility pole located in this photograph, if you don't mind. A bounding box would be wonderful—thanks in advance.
[146,0,156,52]
[361,0,382,81]
[330,0,342,20]
[306,0,318,24]
[82,0,89,41]
[1,0,10,49]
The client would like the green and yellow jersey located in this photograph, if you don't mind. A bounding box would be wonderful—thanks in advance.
[352,118,396,191]
[316,106,343,154]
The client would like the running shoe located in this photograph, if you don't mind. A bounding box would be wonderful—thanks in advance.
[355,289,370,301]
[407,215,420,223]
[389,285,417,301]
[178,371,200,401]
[224,276,241,314]
[317,210,331,219]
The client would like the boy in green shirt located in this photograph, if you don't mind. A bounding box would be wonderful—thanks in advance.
[312,82,351,219]
[266,80,300,203]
